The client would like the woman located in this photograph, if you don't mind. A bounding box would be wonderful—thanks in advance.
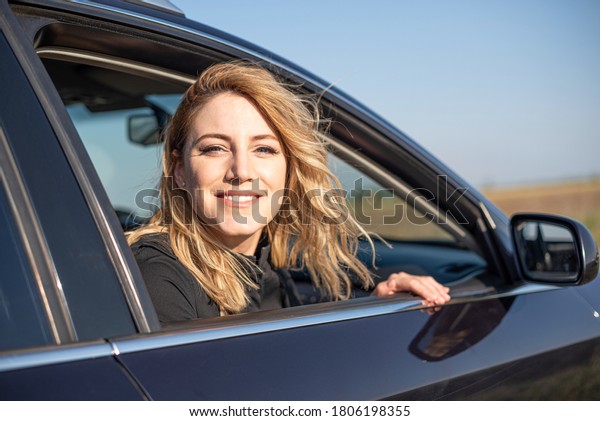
[128,61,450,323]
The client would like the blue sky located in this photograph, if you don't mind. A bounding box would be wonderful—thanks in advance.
[175,0,600,188]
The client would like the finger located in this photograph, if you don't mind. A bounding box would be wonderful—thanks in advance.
[419,275,449,295]
[417,277,451,304]
[383,273,451,305]
[373,276,450,305]
[406,277,444,304]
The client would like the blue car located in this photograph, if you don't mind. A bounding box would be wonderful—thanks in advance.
[0,0,598,400]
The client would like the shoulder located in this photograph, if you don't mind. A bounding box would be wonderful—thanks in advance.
[131,232,176,261]
[130,232,219,321]
[130,233,184,281]
[130,232,194,294]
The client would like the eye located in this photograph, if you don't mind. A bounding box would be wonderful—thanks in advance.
[199,145,227,156]
[254,146,279,156]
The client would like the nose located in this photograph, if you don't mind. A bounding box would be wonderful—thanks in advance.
[225,150,255,184]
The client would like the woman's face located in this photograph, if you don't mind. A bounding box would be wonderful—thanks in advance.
[174,92,287,253]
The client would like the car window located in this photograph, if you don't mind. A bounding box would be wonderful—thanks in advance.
[38,49,490,319]
[0,181,52,351]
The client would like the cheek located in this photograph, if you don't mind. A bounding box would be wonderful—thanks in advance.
[185,163,219,217]
[263,157,288,215]
[187,160,221,189]
[261,156,288,190]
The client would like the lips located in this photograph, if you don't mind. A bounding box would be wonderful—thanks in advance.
[215,190,264,207]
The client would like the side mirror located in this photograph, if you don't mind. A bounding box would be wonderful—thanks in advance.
[511,213,599,285]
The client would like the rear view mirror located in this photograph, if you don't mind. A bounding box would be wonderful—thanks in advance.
[128,101,171,145]
[128,114,161,145]
[511,213,599,285]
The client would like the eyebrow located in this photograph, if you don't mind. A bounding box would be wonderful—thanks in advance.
[192,133,278,148]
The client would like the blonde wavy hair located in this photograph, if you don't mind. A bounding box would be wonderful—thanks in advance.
[128,61,375,314]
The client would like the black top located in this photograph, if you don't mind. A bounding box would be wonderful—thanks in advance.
[131,233,300,323]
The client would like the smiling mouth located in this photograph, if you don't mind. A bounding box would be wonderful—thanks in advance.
[215,190,264,206]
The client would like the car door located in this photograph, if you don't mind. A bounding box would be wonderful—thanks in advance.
[110,284,600,400]
[6,0,600,400]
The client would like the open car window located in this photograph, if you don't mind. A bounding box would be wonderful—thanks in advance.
[37,42,495,322]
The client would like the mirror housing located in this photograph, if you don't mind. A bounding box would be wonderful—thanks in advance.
[511,213,599,286]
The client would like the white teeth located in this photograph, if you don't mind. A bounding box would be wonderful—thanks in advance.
[224,195,256,201]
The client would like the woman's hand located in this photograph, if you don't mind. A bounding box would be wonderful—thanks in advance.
[371,272,451,311]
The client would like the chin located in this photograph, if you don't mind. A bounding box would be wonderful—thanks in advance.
[215,222,266,240]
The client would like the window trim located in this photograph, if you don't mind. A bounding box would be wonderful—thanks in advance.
[0,341,113,373]
[111,283,555,356]
[37,47,194,85]
[0,1,536,376]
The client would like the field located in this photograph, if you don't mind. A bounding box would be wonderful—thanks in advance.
[482,179,600,245]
